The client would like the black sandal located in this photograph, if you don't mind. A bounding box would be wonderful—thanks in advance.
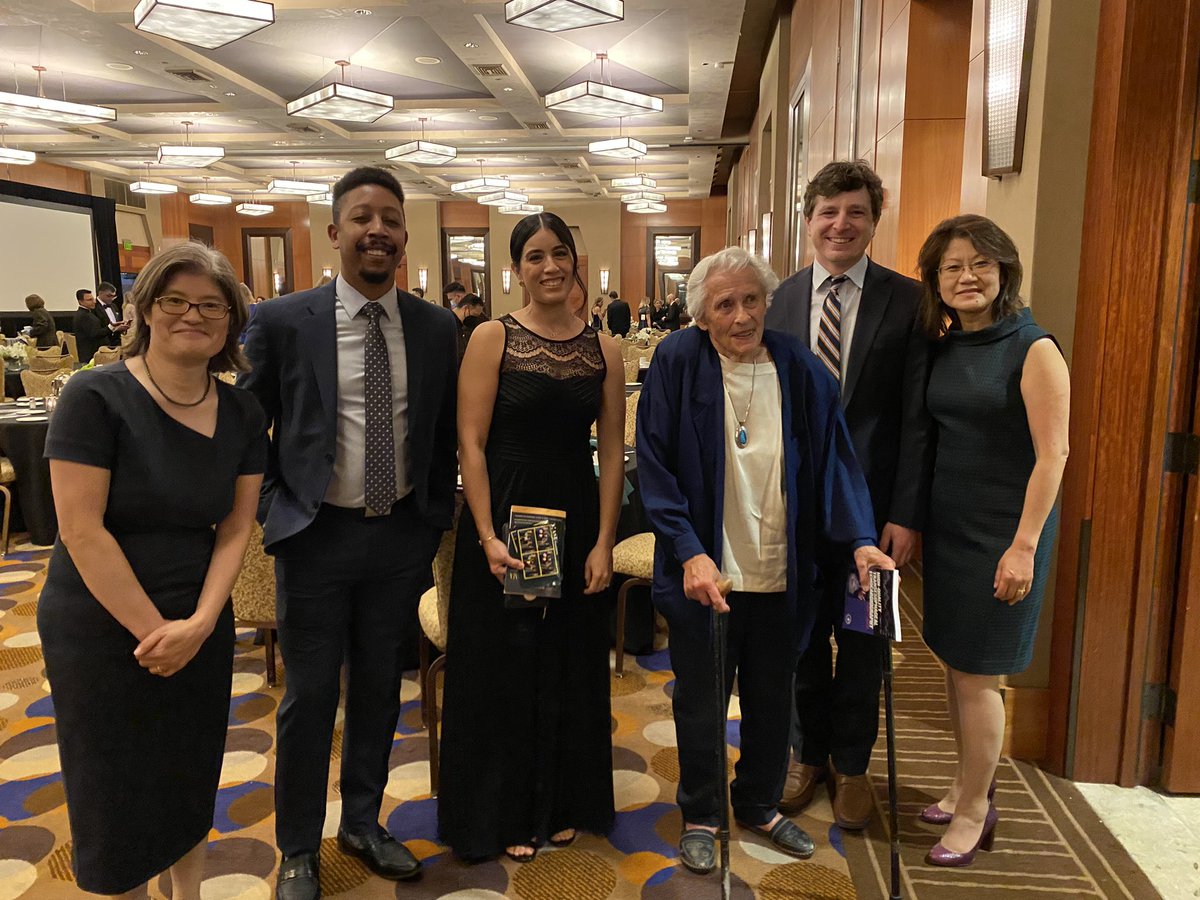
[504,844,538,863]
[549,830,577,847]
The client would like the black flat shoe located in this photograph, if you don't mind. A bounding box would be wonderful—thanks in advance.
[504,844,538,863]
[549,830,577,847]
[276,852,320,900]
[739,817,815,859]
[337,828,421,880]
[679,828,716,874]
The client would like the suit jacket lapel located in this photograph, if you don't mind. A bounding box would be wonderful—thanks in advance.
[398,292,425,432]
[792,267,814,346]
[843,260,892,407]
[300,283,338,419]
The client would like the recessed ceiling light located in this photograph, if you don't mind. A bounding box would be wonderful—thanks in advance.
[106,63,134,71]
[353,7,371,14]
[469,108,477,113]
[415,56,441,65]
[464,41,479,48]
[478,115,498,121]
[133,49,150,56]
[272,140,287,145]
[224,91,237,96]
[502,87,514,92]
[237,118,256,124]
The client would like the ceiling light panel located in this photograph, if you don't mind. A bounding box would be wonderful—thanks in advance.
[0,91,117,126]
[133,0,275,50]
[267,178,326,195]
[236,201,274,216]
[589,137,647,158]
[0,147,36,165]
[385,140,457,165]
[620,190,665,204]
[189,190,232,205]
[505,0,623,32]
[287,83,393,123]
[306,192,334,205]
[157,144,224,167]
[626,199,667,214]
[478,189,528,206]
[498,203,545,215]
[612,174,656,189]
[130,180,178,194]
[544,81,662,117]
[451,175,510,194]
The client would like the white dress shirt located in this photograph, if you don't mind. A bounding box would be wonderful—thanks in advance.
[323,275,411,509]
[808,254,870,386]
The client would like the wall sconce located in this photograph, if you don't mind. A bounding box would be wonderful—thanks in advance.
[760,212,772,261]
[321,266,333,279]
[599,267,610,293]
[747,229,758,256]
[417,266,428,292]
[502,269,512,294]
[983,0,1037,175]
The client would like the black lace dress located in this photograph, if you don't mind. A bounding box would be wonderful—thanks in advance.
[438,315,615,859]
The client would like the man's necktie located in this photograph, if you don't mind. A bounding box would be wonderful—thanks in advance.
[815,274,847,385]
[362,302,397,515]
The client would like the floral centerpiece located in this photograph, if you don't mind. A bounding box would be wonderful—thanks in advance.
[0,343,28,371]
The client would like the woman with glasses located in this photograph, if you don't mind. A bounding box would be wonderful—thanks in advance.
[37,241,266,896]
[914,215,1069,867]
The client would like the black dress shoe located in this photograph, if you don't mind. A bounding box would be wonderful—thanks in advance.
[276,852,320,900]
[337,828,421,881]
[678,828,716,874]
[739,816,815,859]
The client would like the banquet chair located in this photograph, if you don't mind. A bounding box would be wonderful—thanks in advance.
[0,456,14,558]
[418,513,458,794]
[231,521,279,687]
[29,348,69,375]
[62,333,79,366]
[611,532,654,678]
[91,346,121,366]
[623,357,641,383]
[20,370,59,398]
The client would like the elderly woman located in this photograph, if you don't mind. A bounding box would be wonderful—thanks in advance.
[37,242,265,896]
[25,293,58,348]
[636,246,893,874]
[915,215,1069,867]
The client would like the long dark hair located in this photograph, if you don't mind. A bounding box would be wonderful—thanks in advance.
[916,214,1024,338]
[509,212,587,299]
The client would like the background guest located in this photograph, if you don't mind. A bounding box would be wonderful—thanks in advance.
[636,246,892,875]
[411,286,426,300]
[439,211,624,862]
[916,214,1069,867]
[637,296,652,330]
[605,289,631,337]
[453,293,487,361]
[73,288,109,366]
[651,296,668,330]
[95,281,130,347]
[25,293,58,348]
[591,297,605,331]
[444,280,467,309]
[766,159,932,830]
[663,292,682,331]
[38,241,264,897]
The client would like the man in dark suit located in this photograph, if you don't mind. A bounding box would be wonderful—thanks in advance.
[93,281,128,347]
[72,288,109,365]
[241,167,458,900]
[764,160,932,831]
[663,292,683,331]
[605,290,631,337]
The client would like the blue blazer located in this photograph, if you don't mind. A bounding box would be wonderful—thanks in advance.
[635,326,877,653]
[239,281,459,552]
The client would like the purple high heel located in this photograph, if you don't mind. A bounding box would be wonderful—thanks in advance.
[919,777,997,826]
[925,805,998,867]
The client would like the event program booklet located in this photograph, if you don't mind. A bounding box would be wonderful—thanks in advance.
[503,505,567,609]
[842,565,902,641]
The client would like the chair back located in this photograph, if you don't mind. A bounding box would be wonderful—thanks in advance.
[62,333,79,365]
[20,370,58,398]
[432,512,459,634]
[29,348,69,374]
[625,390,640,447]
[231,522,277,627]
[92,346,122,366]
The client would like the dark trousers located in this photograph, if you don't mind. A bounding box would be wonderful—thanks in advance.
[663,591,796,828]
[792,569,883,775]
[272,498,438,857]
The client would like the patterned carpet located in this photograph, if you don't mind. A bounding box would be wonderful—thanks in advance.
[0,545,1161,898]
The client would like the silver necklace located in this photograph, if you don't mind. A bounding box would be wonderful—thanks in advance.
[724,360,756,448]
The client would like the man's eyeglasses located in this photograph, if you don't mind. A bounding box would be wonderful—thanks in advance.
[938,260,998,279]
[153,297,231,319]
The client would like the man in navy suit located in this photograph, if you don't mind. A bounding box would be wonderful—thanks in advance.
[765,160,932,831]
[241,167,457,900]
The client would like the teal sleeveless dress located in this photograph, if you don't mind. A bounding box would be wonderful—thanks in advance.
[922,307,1061,675]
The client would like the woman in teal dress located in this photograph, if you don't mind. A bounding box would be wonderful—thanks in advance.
[916,215,1070,868]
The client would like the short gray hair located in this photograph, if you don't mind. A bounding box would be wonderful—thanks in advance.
[686,247,780,324]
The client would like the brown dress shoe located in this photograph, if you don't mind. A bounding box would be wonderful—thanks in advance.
[779,762,826,815]
[831,769,873,830]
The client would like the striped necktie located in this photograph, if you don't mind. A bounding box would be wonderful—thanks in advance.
[816,274,847,385]
[362,302,397,516]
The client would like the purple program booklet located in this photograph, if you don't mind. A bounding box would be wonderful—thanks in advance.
[842,566,902,641]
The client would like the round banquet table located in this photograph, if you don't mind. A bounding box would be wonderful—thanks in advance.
[4,369,25,400]
[0,401,56,546]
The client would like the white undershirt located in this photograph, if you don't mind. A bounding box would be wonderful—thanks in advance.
[719,354,787,593]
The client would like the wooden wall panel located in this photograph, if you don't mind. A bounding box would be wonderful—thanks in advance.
[960,51,987,213]
[878,3,910,138]
[905,0,972,119]
[895,118,965,276]
[835,86,855,160]
[871,121,905,269]
[2,160,88,193]
[882,0,908,33]
[440,200,489,228]
[811,0,841,132]
[809,113,836,173]
[619,198,727,302]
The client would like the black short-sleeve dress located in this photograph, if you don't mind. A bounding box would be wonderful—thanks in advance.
[36,362,266,894]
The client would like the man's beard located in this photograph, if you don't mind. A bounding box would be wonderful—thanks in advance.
[358,267,390,285]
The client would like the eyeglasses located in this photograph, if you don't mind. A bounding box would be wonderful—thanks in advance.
[938,260,998,279]
[153,296,231,319]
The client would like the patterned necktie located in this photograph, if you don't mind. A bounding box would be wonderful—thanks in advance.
[815,275,847,385]
[362,302,396,515]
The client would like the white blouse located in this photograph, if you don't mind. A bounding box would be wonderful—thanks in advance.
[719,354,788,593]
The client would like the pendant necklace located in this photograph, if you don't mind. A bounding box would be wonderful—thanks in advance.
[144,359,211,408]
[725,359,756,448]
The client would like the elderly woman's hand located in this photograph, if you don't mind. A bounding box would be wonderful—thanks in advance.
[852,545,897,594]
[683,553,730,613]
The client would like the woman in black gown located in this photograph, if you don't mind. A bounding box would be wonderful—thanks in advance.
[37,241,266,897]
[439,212,625,861]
